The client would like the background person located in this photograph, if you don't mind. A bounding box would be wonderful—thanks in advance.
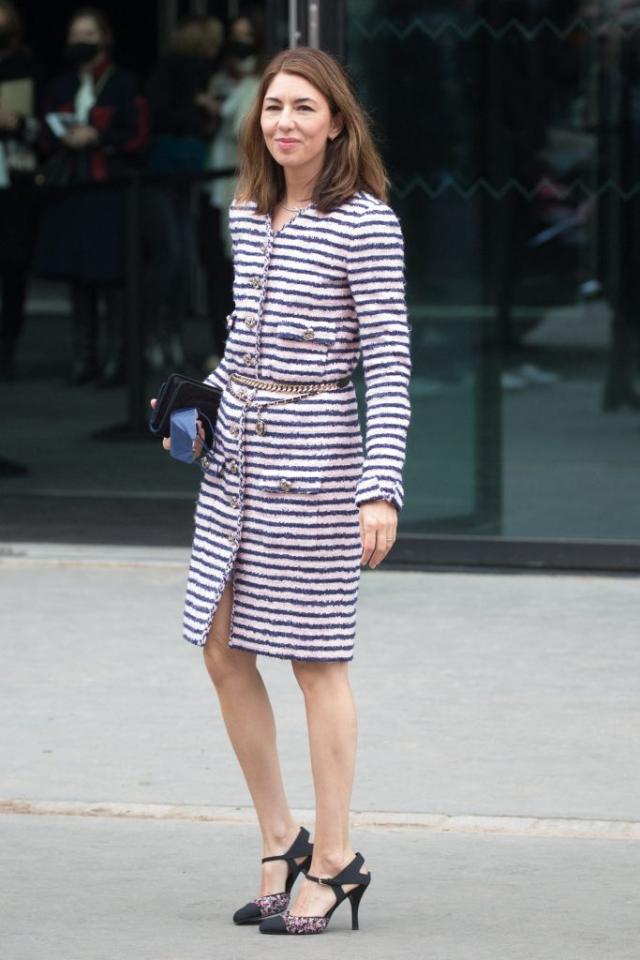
[143,15,223,372]
[34,5,147,387]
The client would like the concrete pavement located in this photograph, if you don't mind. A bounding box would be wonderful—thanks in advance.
[1,543,639,958]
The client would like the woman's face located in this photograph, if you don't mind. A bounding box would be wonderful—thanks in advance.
[261,71,342,174]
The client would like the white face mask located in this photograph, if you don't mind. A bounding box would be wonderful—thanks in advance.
[234,55,257,76]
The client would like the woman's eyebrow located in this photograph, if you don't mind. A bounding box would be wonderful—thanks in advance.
[264,96,317,104]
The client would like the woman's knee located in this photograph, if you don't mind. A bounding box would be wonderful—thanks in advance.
[203,636,252,687]
[201,580,254,686]
[291,658,349,695]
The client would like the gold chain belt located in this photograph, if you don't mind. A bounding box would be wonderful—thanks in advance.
[230,372,351,396]
[225,372,352,438]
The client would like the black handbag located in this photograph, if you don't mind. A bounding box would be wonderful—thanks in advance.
[149,373,223,448]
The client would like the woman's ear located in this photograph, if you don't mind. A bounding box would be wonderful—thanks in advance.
[329,111,344,141]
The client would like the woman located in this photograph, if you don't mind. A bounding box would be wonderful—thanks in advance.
[35,7,147,386]
[151,46,411,935]
[0,0,40,379]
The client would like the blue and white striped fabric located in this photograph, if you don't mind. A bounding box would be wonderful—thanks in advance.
[182,190,411,661]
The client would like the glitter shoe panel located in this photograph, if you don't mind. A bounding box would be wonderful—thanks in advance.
[281,910,329,934]
[254,892,290,917]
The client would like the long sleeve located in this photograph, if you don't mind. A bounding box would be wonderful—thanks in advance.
[346,202,412,512]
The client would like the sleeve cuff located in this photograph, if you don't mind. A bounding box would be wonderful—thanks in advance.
[355,475,404,512]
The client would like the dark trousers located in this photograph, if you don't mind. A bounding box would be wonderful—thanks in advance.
[70,281,124,376]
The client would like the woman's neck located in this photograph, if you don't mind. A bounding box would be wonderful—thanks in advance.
[282,170,318,206]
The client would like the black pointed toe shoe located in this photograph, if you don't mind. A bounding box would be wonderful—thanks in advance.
[232,825,313,925]
[259,851,371,935]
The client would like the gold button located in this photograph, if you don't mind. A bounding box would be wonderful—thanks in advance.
[227,532,237,543]
[229,423,239,436]
[229,495,238,508]
[302,328,315,341]
[250,276,262,288]
[228,459,238,474]
[256,419,266,436]
[261,243,269,254]
[243,353,256,366]
[245,316,257,328]
[279,478,292,492]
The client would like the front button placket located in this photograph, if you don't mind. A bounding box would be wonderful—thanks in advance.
[224,390,254,548]
[252,217,275,380]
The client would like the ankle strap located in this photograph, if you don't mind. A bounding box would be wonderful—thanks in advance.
[261,826,312,864]
[305,852,369,887]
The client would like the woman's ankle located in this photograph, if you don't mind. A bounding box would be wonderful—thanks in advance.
[309,848,357,874]
[261,820,301,856]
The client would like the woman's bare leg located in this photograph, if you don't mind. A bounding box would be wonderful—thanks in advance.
[202,578,307,894]
[287,660,369,916]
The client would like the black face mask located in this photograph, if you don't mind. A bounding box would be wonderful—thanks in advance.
[65,42,100,67]
[0,28,14,52]
[227,40,256,60]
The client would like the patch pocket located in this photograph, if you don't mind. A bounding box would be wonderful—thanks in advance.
[252,474,322,495]
[275,316,337,347]
[249,474,321,549]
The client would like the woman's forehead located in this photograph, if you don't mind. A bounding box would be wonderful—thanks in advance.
[264,72,324,103]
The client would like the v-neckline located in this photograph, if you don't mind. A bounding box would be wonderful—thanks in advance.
[267,203,314,238]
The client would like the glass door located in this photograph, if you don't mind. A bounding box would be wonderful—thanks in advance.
[320,2,640,565]
[322,2,500,536]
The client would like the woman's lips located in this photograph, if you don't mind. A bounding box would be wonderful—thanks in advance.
[276,139,299,148]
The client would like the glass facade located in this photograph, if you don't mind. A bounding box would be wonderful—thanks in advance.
[2,1,640,565]
[340,2,640,547]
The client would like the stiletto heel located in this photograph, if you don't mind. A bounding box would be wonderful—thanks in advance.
[232,826,313,925]
[259,851,371,935]
[348,882,367,930]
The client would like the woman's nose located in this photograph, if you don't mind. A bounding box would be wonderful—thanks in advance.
[276,110,295,128]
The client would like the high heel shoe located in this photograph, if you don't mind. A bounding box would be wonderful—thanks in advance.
[232,825,313,925]
[259,851,371,934]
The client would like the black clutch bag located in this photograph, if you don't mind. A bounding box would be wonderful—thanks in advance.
[149,373,223,447]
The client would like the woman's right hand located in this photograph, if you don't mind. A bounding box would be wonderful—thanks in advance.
[149,398,205,456]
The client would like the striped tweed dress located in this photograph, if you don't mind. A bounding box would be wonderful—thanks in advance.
[182,189,411,661]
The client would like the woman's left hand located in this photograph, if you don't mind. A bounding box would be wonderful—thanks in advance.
[359,499,398,569]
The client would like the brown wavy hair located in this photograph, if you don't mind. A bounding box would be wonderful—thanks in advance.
[235,46,389,215]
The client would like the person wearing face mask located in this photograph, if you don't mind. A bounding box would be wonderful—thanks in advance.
[199,16,263,374]
[0,0,41,380]
[34,6,148,387]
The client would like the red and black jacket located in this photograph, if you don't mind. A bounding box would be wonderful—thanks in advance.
[40,58,149,182]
